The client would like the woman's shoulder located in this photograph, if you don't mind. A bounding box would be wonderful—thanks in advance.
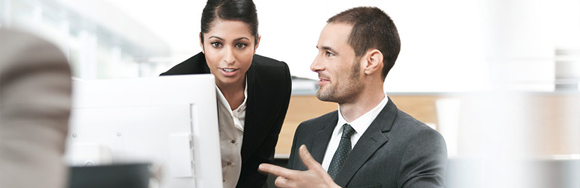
[250,54,290,80]
[160,52,209,76]
[248,54,291,97]
[251,54,288,69]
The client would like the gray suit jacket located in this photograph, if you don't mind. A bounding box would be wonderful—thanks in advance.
[0,29,72,188]
[287,98,447,188]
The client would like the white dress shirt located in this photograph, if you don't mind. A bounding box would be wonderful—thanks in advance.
[321,94,389,171]
[215,82,247,188]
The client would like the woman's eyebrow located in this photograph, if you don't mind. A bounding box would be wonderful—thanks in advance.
[208,36,224,40]
[234,37,251,42]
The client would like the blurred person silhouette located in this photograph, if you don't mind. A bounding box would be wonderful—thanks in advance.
[0,28,72,188]
[259,7,447,188]
[160,0,291,187]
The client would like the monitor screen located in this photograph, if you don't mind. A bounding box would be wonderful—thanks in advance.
[66,74,222,188]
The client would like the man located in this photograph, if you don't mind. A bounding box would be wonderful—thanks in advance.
[0,28,72,188]
[259,7,447,188]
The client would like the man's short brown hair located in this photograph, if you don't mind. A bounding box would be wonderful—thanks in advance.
[328,7,401,79]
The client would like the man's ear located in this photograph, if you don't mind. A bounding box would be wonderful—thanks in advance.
[363,49,383,75]
[199,33,204,53]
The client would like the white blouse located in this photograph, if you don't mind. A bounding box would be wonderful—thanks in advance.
[214,83,247,188]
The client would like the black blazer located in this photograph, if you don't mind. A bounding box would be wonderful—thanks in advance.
[287,98,447,188]
[161,52,292,188]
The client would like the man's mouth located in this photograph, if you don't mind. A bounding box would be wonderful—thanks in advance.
[318,77,330,86]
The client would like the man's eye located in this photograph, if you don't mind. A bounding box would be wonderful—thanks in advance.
[326,51,334,57]
[211,42,222,48]
[236,43,247,49]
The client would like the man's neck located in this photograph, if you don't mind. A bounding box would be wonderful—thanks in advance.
[339,89,385,122]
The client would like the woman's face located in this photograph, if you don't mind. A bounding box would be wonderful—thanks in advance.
[201,19,259,88]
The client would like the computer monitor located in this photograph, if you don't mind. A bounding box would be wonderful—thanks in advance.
[65,74,223,188]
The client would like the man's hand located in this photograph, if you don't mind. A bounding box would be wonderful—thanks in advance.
[259,145,341,188]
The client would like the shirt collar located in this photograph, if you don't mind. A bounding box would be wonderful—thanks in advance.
[337,94,389,136]
[215,78,248,114]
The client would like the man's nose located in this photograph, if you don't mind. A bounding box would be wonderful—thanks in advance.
[310,55,324,72]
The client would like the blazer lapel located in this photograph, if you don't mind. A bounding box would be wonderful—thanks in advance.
[310,112,338,164]
[333,98,398,186]
[241,65,261,162]
[240,64,282,162]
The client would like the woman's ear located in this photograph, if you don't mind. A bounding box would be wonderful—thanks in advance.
[254,35,261,54]
[363,49,383,75]
[199,33,204,53]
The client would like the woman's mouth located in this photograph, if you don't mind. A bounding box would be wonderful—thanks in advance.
[225,68,238,72]
[220,68,239,76]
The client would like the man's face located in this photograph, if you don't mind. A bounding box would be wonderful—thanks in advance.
[311,23,363,104]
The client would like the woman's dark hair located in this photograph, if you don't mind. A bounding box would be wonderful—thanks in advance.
[328,7,401,80]
[200,0,259,44]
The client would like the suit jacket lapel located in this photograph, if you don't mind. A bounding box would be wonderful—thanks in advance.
[334,98,398,186]
[240,63,282,163]
[310,112,338,164]
[241,65,260,162]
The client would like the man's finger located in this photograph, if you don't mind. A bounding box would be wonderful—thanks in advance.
[299,144,323,170]
[259,163,295,178]
[274,176,294,188]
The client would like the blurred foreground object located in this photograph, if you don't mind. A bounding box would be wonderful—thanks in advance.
[0,28,72,188]
[442,92,580,188]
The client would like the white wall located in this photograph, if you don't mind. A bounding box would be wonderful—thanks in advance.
[111,0,577,92]
[256,0,580,92]
[256,0,488,92]
[8,0,577,92]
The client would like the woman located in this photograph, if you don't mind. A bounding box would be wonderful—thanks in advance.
[160,0,292,187]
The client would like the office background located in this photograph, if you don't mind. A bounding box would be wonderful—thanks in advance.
[2,0,579,92]
[1,0,578,188]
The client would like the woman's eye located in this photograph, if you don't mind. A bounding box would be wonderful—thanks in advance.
[236,43,247,49]
[211,42,222,48]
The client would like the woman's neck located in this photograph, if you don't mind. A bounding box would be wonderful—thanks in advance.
[217,79,246,110]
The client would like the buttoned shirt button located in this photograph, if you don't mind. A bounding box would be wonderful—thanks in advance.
[231,140,236,144]
[227,162,232,166]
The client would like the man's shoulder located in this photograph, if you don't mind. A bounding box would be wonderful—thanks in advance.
[394,110,431,129]
[391,109,445,143]
[374,99,443,143]
[297,111,338,129]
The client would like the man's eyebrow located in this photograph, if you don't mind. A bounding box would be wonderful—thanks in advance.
[316,46,338,54]
[317,46,337,53]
